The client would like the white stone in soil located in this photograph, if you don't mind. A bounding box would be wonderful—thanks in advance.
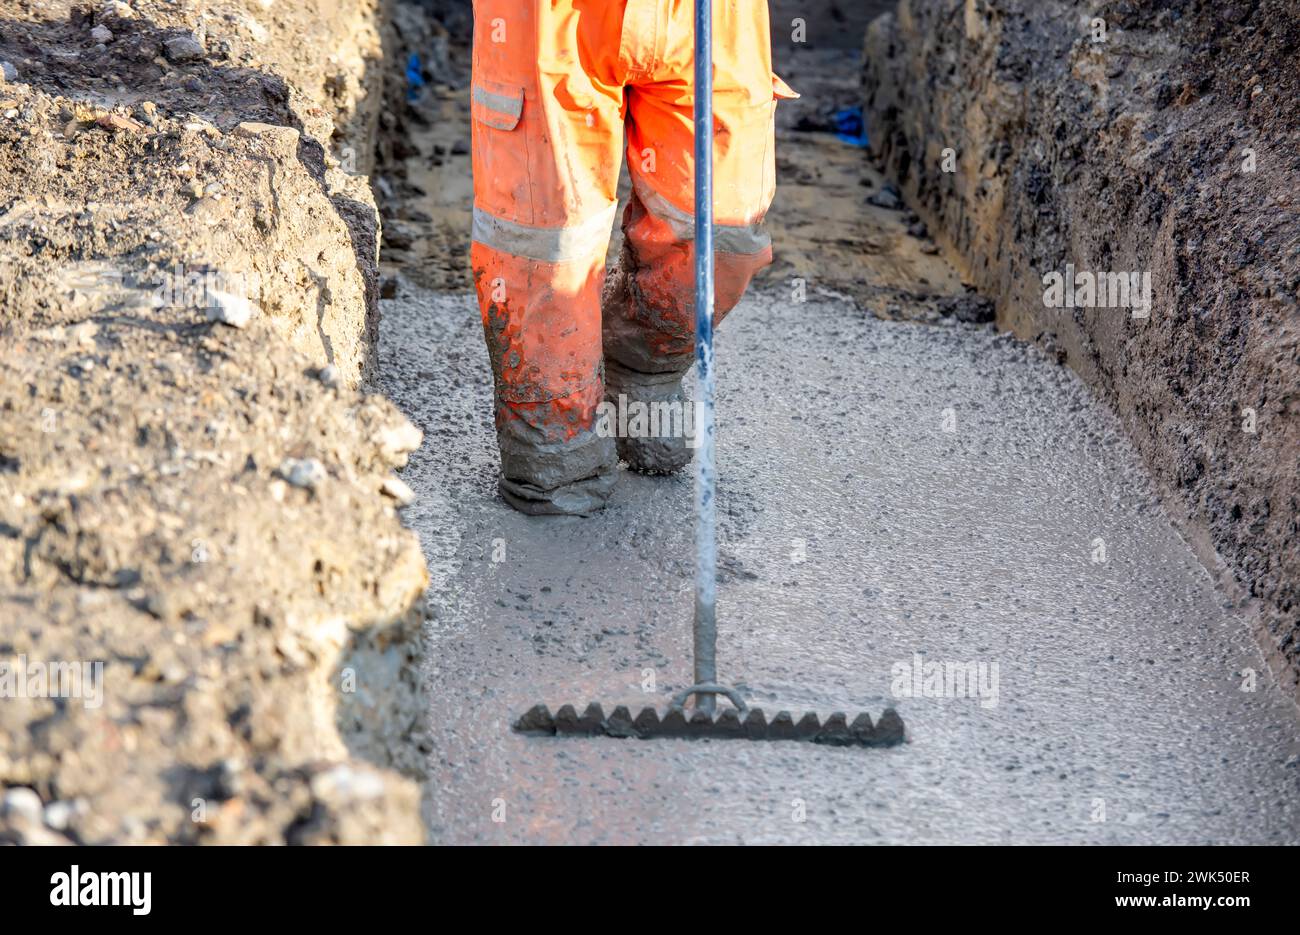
[1,787,44,827]
[43,799,83,831]
[205,290,256,328]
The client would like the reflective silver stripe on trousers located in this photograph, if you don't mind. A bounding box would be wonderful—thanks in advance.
[631,174,771,255]
[472,203,617,264]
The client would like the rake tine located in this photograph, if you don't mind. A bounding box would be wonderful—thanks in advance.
[714,708,744,737]
[742,708,768,739]
[553,704,582,735]
[873,708,906,746]
[687,709,715,737]
[577,703,606,733]
[794,712,822,740]
[605,705,637,738]
[814,712,853,746]
[633,707,661,736]
[768,711,796,740]
[849,712,875,744]
[514,704,555,736]
[658,708,690,737]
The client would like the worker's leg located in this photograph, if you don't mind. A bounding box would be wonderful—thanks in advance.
[469,1,626,514]
[602,0,795,473]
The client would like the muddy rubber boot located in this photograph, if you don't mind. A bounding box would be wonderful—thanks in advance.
[496,423,618,516]
[603,359,695,476]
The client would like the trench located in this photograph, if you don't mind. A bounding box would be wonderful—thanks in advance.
[0,0,1290,847]
[364,3,1300,843]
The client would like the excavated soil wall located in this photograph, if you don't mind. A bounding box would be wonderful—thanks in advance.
[864,0,1300,691]
[0,0,430,844]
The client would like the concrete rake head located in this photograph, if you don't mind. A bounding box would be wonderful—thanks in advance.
[513,700,905,747]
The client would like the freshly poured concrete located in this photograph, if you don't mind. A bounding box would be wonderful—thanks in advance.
[377,285,1300,845]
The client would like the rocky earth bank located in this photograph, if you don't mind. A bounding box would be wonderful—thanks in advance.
[864,0,1299,690]
[0,0,429,844]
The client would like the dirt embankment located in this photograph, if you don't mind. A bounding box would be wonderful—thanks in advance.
[0,0,429,843]
[864,0,1300,689]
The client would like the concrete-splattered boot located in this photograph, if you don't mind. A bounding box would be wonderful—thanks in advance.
[602,359,694,475]
[600,182,769,477]
[495,417,618,516]
[480,305,618,516]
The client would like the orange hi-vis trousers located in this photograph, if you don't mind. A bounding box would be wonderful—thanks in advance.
[470,0,796,512]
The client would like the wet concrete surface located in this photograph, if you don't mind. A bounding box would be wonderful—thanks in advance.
[377,283,1300,845]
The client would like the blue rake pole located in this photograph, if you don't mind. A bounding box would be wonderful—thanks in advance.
[690,0,719,716]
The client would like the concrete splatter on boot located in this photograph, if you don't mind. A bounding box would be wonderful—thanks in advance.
[495,423,618,516]
[603,359,694,475]
[498,468,617,516]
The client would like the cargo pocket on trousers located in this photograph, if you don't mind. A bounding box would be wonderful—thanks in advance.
[470,79,531,225]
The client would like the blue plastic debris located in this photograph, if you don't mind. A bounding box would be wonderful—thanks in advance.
[833,106,869,148]
[406,53,425,102]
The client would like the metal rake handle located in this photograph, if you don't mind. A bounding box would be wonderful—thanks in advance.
[692,0,720,717]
